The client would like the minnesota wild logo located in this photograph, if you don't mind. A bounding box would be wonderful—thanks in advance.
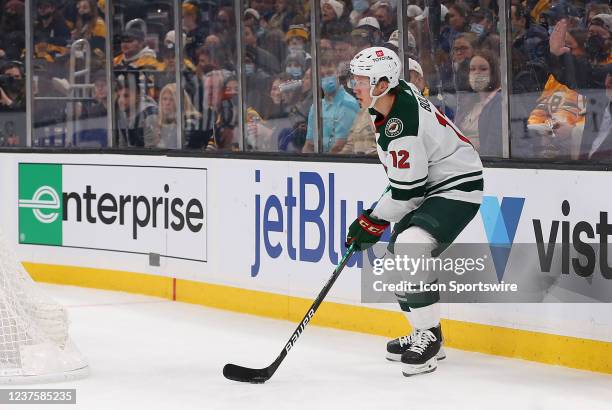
[385,118,403,137]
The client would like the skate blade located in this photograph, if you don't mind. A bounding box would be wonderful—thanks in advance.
[388,347,446,362]
[386,352,402,362]
[401,357,437,377]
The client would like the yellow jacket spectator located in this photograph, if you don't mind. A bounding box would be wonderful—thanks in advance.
[339,108,377,155]
[528,75,586,129]
[72,0,106,67]
[113,29,164,71]
[34,0,70,62]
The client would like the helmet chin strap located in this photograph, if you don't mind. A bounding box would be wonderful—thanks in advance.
[368,82,391,109]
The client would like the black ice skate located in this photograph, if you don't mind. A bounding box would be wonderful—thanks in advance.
[400,326,442,377]
[387,326,446,362]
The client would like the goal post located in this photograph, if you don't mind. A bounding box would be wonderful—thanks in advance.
[0,229,88,384]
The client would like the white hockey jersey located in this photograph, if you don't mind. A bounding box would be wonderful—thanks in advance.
[369,80,484,222]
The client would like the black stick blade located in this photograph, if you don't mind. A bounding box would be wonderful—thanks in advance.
[223,363,271,384]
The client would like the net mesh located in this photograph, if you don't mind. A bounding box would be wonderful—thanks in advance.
[0,228,82,379]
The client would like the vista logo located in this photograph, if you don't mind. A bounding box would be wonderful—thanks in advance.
[480,196,525,282]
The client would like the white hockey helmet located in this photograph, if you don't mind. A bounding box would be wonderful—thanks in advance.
[349,47,402,108]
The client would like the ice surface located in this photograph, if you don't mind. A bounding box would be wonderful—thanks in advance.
[17,284,611,410]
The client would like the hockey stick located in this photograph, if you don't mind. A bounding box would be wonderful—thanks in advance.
[223,244,356,383]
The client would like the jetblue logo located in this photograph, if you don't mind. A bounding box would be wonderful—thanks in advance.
[480,196,525,282]
[251,170,389,277]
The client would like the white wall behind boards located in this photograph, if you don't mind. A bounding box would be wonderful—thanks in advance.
[0,153,610,342]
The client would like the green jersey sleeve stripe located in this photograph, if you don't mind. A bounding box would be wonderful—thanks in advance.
[388,175,428,186]
[426,170,483,193]
[390,185,426,201]
[428,178,484,196]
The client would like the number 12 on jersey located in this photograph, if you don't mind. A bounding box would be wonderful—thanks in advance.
[389,150,410,168]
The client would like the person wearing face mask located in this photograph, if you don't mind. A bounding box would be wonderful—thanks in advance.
[34,0,70,63]
[302,57,360,153]
[71,0,106,60]
[457,50,502,156]
[0,61,26,112]
[349,0,371,27]
[245,45,272,115]
[0,0,25,61]
[283,51,306,80]
[550,17,612,160]
[439,33,477,121]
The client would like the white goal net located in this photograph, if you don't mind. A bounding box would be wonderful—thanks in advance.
[0,229,88,383]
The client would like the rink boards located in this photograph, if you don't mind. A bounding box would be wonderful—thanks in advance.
[0,152,611,373]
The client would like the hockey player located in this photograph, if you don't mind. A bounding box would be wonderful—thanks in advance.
[345,47,483,376]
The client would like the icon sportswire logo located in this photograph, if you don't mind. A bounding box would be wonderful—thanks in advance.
[18,163,63,245]
[480,196,525,282]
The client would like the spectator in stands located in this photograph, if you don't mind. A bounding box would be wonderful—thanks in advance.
[73,70,107,147]
[34,0,70,63]
[302,57,360,153]
[0,61,25,112]
[245,108,274,151]
[440,3,471,53]
[383,29,417,57]
[113,29,163,71]
[194,45,227,76]
[268,0,301,32]
[338,104,377,155]
[348,0,370,27]
[182,0,208,63]
[78,70,107,119]
[260,74,290,122]
[157,83,202,149]
[115,74,160,147]
[470,7,500,53]
[211,6,236,51]
[159,30,197,89]
[441,33,477,95]
[550,17,612,160]
[0,0,25,61]
[249,0,267,19]
[187,51,226,150]
[354,17,383,48]
[583,4,611,29]
[245,45,272,114]
[71,0,106,53]
[278,67,312,152]
[527,28,588,159]
[244,25,280,74]
[408,58,426,94]
[284,51,307,80]
[321,0,351,38]
[458,49,502,156]
[259,28,288,71]
[253,0,274,22]
[340,71,378,155]
[244,8,265,42]
[286,25,310,57]
[215,73,239,150]
[372,1,396,40]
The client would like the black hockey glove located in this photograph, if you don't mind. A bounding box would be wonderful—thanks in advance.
[346,209,389,251]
